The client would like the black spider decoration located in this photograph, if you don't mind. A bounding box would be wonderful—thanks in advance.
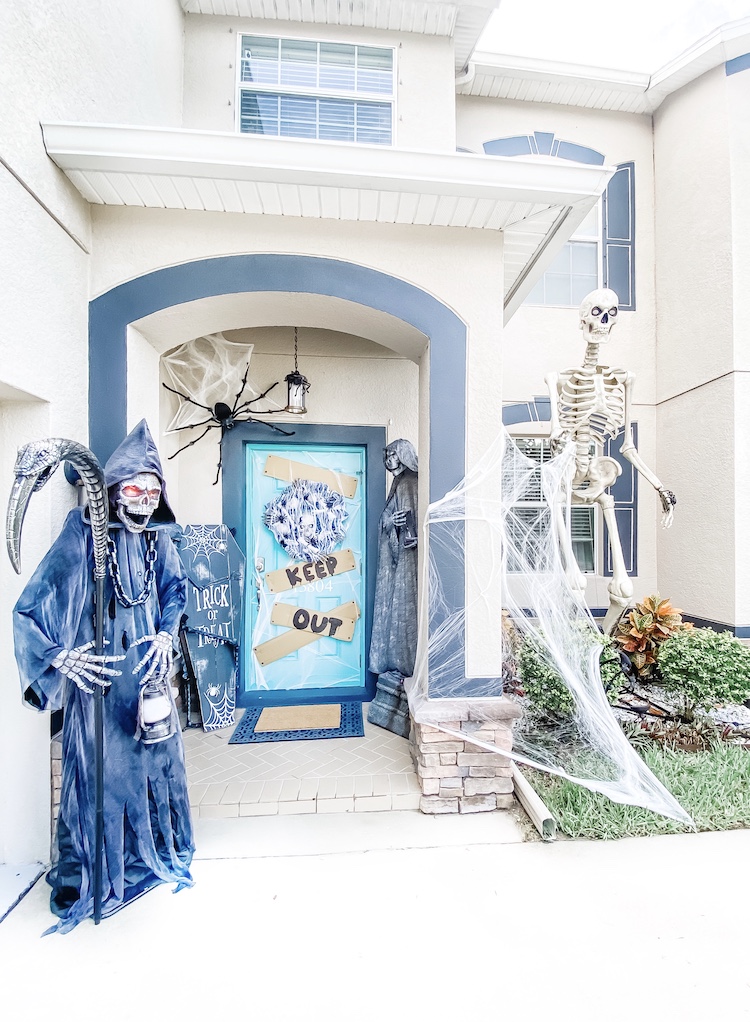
[163,363,294,484]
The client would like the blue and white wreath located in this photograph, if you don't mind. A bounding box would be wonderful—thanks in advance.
[263,479,349,561]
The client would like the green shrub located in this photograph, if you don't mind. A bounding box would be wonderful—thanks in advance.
[518,629,625,721]
[657,628,750,721]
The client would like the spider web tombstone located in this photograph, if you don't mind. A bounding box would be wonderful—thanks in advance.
[177,525,245,731]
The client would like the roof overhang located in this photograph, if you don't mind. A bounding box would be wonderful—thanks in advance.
[43,122,614,322]
[460,18,750,113]
[179,0,500,73]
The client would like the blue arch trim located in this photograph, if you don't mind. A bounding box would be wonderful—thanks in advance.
[483,133,605,166]
[88,254,466,504]
[726,53,750,76]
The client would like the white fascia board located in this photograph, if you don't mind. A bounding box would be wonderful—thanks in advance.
[42,122,612,208]
[465,19,750,112]
[469,51,650,93]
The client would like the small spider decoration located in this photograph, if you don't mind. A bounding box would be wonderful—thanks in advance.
[163,363,294,484]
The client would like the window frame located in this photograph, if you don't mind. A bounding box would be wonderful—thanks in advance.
[523,202,602,309]
[235,31,397,147]
[507,435,598,575]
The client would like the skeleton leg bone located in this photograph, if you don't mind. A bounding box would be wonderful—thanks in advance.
[554,500,587,603]
[597,492,633,634]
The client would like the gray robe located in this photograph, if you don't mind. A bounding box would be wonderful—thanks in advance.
[368,467,419,678]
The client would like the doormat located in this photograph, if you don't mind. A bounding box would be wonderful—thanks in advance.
[229,702,364,744]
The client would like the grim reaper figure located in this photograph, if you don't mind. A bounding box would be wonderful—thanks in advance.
[12,420,193,933]
[368,439,419,680]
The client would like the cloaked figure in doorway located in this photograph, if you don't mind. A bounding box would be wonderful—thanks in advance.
[368,439,419,681]
[12,421,194,933]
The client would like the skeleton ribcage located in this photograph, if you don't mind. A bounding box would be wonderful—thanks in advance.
[558,368,625,445]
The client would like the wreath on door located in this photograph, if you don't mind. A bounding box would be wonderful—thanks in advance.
[263,479,348,562]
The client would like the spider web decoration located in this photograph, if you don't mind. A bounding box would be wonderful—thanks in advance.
[263,480,349,562]
[181,524,226,563]
[162,333,282,432]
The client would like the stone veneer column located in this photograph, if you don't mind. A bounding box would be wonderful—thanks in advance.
[409,698,522,814]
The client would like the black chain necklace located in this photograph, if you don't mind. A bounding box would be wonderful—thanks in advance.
[107,531,157,608]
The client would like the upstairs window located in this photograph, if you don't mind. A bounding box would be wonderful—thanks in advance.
[524,206,600,308]
[238,36,394,146]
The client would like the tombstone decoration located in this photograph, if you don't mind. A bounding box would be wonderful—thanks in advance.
[177,524,245,731]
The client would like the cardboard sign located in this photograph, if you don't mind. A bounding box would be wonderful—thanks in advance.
[264,455,358,499]
[265,548,356,594]
[270,599,359,642]
[254,600,360,667]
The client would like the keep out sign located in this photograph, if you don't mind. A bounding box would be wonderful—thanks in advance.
[264,548,356,595]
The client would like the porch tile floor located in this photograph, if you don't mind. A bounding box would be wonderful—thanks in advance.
[182,705,421,819]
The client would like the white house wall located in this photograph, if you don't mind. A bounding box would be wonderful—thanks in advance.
[183,13,457,151]
[654,65,736,624]
[728,66,750,626]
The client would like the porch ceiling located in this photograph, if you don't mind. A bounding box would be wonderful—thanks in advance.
[178,0,500,72]
[43,122,613,320]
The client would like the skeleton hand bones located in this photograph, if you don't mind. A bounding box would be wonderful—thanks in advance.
[51,641,125,694]
[133,631,174,684]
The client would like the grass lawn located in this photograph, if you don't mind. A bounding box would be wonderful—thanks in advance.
[523,740,750,839]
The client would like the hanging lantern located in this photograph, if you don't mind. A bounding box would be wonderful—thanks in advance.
[284,326,310,414]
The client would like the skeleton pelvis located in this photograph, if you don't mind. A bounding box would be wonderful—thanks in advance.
[572,455,621,501]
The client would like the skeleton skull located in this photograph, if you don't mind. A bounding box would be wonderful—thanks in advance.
[113,472,162,533]
[579,288,619,342]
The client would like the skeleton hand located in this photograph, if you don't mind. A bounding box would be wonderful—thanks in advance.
[133,631,174,684]
[658,488,677,529]
[391,510,408,528]
[51,641,125,695]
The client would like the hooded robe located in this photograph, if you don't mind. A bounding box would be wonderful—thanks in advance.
[13,420,194,933]
[368,439,419,679]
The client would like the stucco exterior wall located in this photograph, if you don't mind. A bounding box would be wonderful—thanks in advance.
[654,66,736,622]
[183,13,456,151]
[0,0,184,241]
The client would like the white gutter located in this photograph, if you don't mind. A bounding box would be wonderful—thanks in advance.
[42,122,611,208]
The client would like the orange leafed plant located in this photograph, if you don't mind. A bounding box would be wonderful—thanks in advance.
[614,595,693,680]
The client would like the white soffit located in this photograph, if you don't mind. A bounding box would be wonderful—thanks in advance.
[179,1,500,72]
[461,19,750,113]
[42,122,612,318]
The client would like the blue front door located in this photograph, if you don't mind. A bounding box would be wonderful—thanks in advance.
[240,442,368,706]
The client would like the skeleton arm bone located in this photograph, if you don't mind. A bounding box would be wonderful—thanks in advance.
[544,372,565,448]
[620,372,676,527]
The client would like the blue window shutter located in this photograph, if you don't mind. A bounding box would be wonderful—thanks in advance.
[602,161,635,310]
[603,424,638,577]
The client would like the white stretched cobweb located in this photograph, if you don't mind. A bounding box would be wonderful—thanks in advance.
[163,333,278,432]
[407,427,692,825]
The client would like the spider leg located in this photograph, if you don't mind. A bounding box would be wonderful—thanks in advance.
[242,416,294,437]
[169,415,217,432]
[162,382,214,413]
[167,424,215,460]
[231,363,252,413]
[234,379,281,415]
[213,436,224,486]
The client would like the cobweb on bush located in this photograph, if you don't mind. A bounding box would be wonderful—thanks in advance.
[162,333,282,432]
[407,428,692,824]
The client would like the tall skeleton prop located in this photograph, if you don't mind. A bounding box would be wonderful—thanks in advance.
[545,288,676,633]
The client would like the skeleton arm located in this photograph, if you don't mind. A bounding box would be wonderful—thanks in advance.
[620,372,676,527]
[544,372,565,448]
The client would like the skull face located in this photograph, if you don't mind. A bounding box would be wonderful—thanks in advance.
[579,288,619,343]
[114,472,162,533]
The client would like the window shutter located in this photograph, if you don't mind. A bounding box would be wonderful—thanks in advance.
[602,161,635,310]
[603,424,638,577]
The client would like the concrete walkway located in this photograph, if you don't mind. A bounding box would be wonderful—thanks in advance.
[1,813,749,1021]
